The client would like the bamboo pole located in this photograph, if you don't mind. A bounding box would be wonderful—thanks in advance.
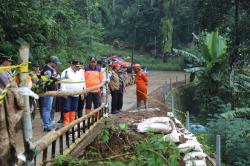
[39,82,105,97]
[34,104,105,153]
[19,44,35,166]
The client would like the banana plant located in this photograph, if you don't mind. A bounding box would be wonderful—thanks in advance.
[174,31,228,83]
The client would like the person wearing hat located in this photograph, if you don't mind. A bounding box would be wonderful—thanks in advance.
[0,54,17,89]
[40,55,61,132]
[109,63,121,114]
[60,60,86,126]
[134,64,148,110]
[30,63,41,84]
[84,57,103,116]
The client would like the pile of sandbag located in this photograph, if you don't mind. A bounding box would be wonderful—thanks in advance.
[137,115,207,166]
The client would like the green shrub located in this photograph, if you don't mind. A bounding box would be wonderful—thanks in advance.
[207,117,250,166]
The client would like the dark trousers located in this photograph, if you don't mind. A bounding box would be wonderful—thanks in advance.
[85,92,101,109]
[63,96,79,112]
[111,90,119,113]
[117,91,123,111]
[77,96,85,118]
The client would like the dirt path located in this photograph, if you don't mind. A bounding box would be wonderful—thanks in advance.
[15,71,187,154]
[122,71,187,110]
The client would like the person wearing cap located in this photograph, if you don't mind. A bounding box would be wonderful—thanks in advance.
[109,63,121,114]
[0,54,17,89]
[84,57,103,116]
[60,60,86,126]
[30,63,41,84]
[40,55,61,132]
[134,64,148,110]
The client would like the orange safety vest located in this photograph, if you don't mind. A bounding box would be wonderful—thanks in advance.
[84,66,103,93]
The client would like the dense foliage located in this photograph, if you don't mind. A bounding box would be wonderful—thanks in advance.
[1,0,250,164]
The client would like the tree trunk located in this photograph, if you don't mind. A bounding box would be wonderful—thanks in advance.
[231,0,240,110]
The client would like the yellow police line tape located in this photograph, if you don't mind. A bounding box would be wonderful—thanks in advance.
[32,71,134,84]
[134,88,187,116]
[0,62,135,84]
[0,62,30,73]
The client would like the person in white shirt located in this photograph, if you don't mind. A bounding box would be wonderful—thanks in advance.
[97,60,108,103]
[60,60,86,126]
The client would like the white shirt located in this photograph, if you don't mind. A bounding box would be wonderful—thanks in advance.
[60,67,86,93]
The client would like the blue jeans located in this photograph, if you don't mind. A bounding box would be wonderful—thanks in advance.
[63,96,79,112]
[42,96,54,129]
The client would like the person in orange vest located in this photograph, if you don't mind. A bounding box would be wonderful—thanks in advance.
[84,57,103,115]
[134,64,148,110]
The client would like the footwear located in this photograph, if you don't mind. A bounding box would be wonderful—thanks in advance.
[63,112,69,127]
[111,110,119,114]
[43,128,52,132]
[69,112,76,123]
[85,109,91,115]
[57,119,63,123]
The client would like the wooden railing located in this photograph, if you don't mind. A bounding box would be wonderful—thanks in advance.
[34,104,107,166]
[17,74,134,165]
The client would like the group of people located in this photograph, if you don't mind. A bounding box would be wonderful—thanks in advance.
[0,53,149,132]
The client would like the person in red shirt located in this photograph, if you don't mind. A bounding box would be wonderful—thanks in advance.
[134,64,148,110]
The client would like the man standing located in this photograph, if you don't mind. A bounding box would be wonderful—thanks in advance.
[117,66,125,112]
[109,63,120,114]
[134,64,148,110]
[0,54,17,89]
[40,55,61,132]
[77,62,86,118]
[84,57,103,115]
[61,60,86,126]
[97,60,107,103]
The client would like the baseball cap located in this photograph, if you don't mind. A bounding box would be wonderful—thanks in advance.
[0,54,14,62]
[112,63,120,69]
[50,55,61,65]
[32,63,40,67]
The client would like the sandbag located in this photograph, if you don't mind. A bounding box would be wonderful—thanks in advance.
[138,122,172,133]
[141,117,171,124]
[178,140,203,153]
[163,129,181,143]
[185,159,206,166]
[183,151,207,161]
[137,117,172,133]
